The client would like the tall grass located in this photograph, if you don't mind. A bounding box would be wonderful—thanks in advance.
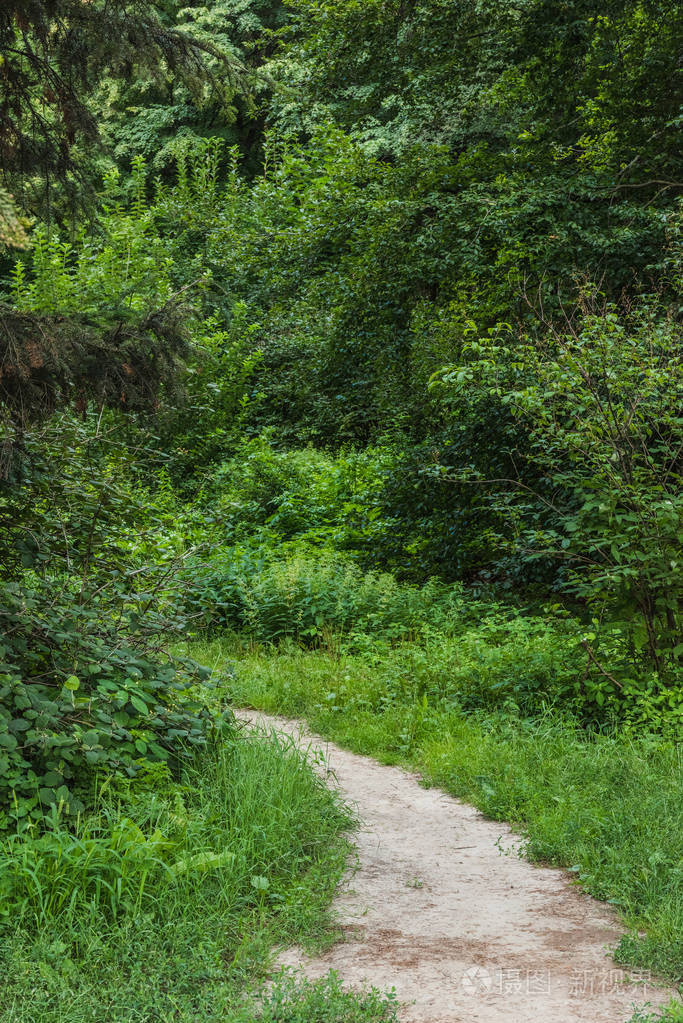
[0,729,354,1022]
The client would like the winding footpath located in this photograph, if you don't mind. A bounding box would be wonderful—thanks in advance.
[238,710,677,1023]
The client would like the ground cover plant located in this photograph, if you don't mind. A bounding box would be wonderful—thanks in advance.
[242,970,400,1023]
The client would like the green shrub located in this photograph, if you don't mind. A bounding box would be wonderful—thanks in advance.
[201,434,516,583]
[183,545,681,729]
[204,434,387,550]
[239,556,423,645]
[180,546,472,644]
[0,577,220,830]
[0,414,230,831]
[434,295,683,679]
[152,309,263,485]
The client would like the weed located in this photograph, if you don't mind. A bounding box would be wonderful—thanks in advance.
[237,969,400,1022]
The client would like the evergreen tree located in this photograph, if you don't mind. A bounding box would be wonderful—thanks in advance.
[1,2,242,210]
[0,2,243,425]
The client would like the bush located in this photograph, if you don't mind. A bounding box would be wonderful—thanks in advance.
[0,417,228,830]
[434,294,683,680]
[187,555,681,732]
[202,434,387,550]
[152,308,263,485]
[0,577,220,830]
[179,544,477,644]
[193,434,522,583]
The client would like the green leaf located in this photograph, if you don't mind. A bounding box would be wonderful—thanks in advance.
[130,695,149,716]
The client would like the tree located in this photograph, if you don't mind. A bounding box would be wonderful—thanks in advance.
[0,157,195,431]
[94,0,286,176]
[0,1,242,214]
[0,3,245,428]
[433,288,683,678]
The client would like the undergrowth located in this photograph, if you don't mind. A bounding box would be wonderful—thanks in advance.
[175,544,681,736]
[0,727,357,1022]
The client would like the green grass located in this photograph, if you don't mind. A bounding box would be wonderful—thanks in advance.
[628,1004,683,1023]
[0,726,364,1022]
[4,624,679,1022]
[186,635,683,991]
[233,970,399,1022]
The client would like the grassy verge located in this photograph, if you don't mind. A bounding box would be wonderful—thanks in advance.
[185,635,683,993]
[0,724,399,1022]
[233,970,399,1022]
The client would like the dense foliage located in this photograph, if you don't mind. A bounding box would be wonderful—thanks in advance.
[0,26,679,822]
[0,0,681,1017]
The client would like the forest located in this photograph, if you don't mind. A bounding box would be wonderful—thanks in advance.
[0,1,681,1020]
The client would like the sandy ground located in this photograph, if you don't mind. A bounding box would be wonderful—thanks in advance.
[237,710,677,1023]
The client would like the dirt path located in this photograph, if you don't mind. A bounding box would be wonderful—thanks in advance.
[238,710,676,1023]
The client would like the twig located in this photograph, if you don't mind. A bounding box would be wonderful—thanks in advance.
[581,640,624,690]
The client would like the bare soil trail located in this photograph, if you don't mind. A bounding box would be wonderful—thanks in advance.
[237,710,676,1023]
